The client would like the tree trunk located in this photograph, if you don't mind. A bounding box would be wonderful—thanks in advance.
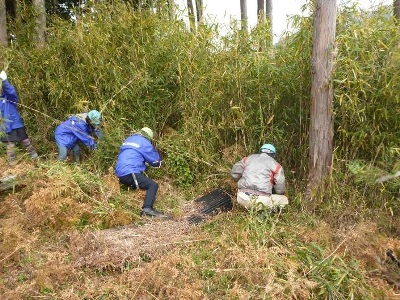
[266,0,272,45]
[187,0,195,32]
[195,0,203,25]
[394,0,400,22]
[307,0,337,199]
[257,0,265,24]
[266,0,272,20]
[33,0,46,47]
[257,0,266,50]
[166,0,175,20]
[0,0,7,46]
[240,0,248,32]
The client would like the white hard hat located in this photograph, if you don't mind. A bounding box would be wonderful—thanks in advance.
[140,127,154,139]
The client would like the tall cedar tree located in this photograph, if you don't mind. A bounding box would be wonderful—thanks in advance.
[266,0,272,43]
[307,0,337,199]
[187,0,195,32]
[240,0,248,32]
[257,0,264,23]
[33,0,46,47]
[394,0,400,21]
[195,0,203,25]
[0,0,6,46]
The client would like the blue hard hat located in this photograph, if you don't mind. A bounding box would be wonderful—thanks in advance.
[88,110,101,125]
[260,143,276,154]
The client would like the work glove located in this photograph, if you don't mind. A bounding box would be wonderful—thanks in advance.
[0,71,7,81]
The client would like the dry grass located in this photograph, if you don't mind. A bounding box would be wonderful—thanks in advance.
[0,159,399,299]
[69,218,195,270]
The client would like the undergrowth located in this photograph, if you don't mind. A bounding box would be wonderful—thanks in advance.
[0,158,398,299]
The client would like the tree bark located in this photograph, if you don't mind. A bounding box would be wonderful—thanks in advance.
[0,0,7,46]
[240,0,248,32]
[266,0,272,45]
[187,0,195,32]
[266,0,272,20]
[257,0,265,24]
[394,0,400,22]
[33,0,46,47]
[257,0,266,50]
[307,0,337,199]
[166,0,175,20]
[195,0,203,25]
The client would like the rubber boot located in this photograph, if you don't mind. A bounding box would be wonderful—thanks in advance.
[6,142,16,165]
[21,138,38,160]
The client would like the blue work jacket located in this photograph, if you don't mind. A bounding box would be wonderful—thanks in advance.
[54,115,99,149]
[115,133,162,178]
[0,80,24,133]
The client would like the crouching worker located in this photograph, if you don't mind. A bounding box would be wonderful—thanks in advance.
[0,71,38,165]
[115,127,167,219]
[54,110,102,163]
[231,143,288,211]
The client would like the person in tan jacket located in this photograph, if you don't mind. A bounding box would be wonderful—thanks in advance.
[231,143,288,210]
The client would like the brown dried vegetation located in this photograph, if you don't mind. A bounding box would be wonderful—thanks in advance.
[0,158,399,299]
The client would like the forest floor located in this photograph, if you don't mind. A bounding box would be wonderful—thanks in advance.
[1,157,400,299]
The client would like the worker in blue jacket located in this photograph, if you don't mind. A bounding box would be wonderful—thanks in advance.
[115,127,167,218]
[0,70,38,165]
[54,110,101,163]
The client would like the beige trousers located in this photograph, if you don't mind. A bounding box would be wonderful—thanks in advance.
[237,192,289,210]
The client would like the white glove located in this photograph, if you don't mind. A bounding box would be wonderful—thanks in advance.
[0,71,7,81]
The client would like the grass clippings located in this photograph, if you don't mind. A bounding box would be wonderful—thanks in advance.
[69,207,207,270]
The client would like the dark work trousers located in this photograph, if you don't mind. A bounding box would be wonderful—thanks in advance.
[118,173,159,209]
